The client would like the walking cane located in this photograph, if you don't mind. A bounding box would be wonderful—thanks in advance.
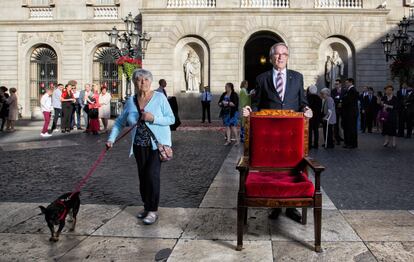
[325,110,332,149]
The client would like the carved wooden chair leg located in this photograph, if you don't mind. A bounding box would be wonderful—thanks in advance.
[301,208,307,225]
[236,206,245,251]
[314,207,322,252]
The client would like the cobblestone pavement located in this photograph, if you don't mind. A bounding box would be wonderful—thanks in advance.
[1,120,413,210]
[310,131,414,210]
[0,128,231,207]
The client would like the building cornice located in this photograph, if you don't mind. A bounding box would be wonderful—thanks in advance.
[139,8,390,16]
[0,20,124,26]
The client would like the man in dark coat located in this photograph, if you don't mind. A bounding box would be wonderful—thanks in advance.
[361,87,377,133]
[397,82,411,137]
[243,43,311,223]
[342,78,359,148]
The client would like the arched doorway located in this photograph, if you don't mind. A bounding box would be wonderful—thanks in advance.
[30,44,58,108]
[244,31,283,90]
[93,45,122,99]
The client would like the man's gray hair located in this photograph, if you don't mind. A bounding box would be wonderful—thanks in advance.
[132,69,153,82]
[320,88,331,96]
[269,42,289,57]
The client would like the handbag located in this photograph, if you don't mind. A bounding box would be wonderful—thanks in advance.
[379,110,389,123]
[133,95,173,162]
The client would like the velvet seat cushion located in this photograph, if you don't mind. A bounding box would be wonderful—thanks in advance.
[245,170,315,198]
[249,116,305,168]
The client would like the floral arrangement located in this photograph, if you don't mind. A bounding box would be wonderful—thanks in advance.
[390,53,414,84]
[116,56,142,80]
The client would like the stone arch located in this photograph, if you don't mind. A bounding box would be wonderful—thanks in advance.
[316,35,356,89]
[18,39,62,118]
[174,35,210,93]
[238,28,288,88]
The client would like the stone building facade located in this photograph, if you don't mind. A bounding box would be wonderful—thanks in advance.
[0,0,412,119]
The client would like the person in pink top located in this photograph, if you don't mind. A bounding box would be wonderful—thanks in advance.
[87,83,101,135]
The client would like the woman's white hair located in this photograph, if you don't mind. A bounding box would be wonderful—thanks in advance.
[308,85,318,95]
[320,88,331,96]
[132,69,153,82]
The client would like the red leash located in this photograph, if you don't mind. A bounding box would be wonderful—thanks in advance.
[69,124,136,199]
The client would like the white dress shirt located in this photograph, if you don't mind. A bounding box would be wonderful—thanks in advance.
[40,93,53,112]
[273,67,287,101]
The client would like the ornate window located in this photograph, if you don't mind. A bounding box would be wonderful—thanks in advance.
[93,45,122,99]
[30,45,58,108]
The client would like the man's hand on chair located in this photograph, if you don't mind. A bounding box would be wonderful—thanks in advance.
[243,106,252,117]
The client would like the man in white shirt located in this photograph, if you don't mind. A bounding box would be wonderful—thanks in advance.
[201,86,212,123]
[40,88,53,137]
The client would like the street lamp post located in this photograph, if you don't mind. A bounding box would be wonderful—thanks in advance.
[381,16,414,62]
[106,12,151,100]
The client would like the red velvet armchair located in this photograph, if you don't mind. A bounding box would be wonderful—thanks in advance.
[236,110,325,252]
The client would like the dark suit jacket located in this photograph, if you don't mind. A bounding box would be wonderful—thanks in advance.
[251,69,307,112]
[342,86,359,117]
[362,95,377,115]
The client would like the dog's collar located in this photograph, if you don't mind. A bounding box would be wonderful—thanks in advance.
[56,200,68,221]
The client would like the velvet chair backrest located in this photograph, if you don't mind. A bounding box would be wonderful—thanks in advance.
[249,111,305,168]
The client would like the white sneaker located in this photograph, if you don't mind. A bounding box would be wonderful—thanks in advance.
[41,133,52,137]
[53,128,60,132]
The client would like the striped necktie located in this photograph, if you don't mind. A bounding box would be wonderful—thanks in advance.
[276,71,284,99]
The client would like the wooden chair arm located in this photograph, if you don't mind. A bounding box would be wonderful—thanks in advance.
[303,157,325,173]
[236,156,249,192]
[303,157,324,191]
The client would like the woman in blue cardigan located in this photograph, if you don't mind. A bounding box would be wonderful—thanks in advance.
[106,69,175,225]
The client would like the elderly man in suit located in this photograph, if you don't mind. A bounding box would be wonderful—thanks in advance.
[243,42,312,223]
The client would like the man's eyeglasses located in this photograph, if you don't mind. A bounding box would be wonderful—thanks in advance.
[274,53,288,58]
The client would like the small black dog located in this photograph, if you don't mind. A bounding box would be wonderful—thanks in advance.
[39,192,80,242]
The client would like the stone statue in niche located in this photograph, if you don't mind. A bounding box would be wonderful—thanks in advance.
[325,50,344,89]
[183,50,201,92]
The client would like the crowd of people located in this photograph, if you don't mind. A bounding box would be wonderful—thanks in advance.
[40,81,111,137]
[0,86,18,132]
[306,78,414,149]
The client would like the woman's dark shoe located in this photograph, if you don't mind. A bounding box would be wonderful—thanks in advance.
[136,210,148,219]
[383,141,389,147]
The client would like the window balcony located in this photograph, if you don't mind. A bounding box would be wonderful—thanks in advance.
[93,6,118,19]
[29,7,53,19]
[167,0,216,8]
[314,0,362,8]
[241,0,289,8]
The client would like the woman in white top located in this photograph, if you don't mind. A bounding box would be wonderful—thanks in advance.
[40,88,54,137]
[99,86,112,132]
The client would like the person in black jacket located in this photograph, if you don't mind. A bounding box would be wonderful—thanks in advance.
[219,82,239,146]
[307,85,322,148]
[0,86,9,131]
[342,78,359,148]
[397,82,411,138]
[361,87,377,133]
